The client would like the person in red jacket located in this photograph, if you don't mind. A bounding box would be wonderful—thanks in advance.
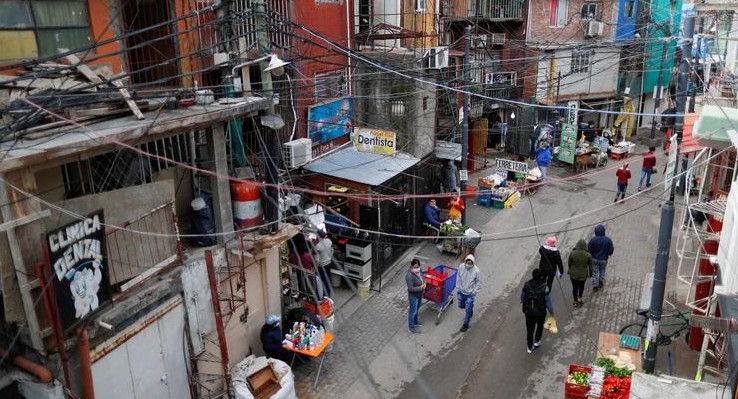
[638,146,657,190]
[615,163,632,203]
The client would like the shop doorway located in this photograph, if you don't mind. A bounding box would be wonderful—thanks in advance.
[122,0,180,86]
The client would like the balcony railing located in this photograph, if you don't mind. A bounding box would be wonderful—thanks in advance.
[446,0,523,21]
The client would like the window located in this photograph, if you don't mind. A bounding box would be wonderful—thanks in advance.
[625,1,634,18]
[581,2,597,19]
[0,0,92,61]
[416,0,426,12]
[314,69,348,100]
[550,0,568,27]
[570,50,591,74]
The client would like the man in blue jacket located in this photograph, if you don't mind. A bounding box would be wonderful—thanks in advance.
[424,199,441,229]
[536,142,552,181]
[588,225,614,291]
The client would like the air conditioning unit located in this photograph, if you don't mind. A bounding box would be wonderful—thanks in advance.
[470,34,487,48]
[427,46,449,69]
[489,33,507,45]
[282,138,312,169]
[586,21,604,37]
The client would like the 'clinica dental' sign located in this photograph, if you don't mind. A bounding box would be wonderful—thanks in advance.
[354,127,396,155]
[47,210,111,331]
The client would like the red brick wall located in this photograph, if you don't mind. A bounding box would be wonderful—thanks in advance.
[527,0,616,43]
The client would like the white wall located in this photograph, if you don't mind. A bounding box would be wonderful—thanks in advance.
[726,15,738,74]
[91,298,189,399]
[536,47,621,101]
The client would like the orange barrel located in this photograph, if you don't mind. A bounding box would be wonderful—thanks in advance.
[230,180,263,229]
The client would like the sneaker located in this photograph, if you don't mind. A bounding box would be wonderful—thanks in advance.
[415,323,424,328]
[527,347,533,354]
[460,325,469,333]
[638,187,643,191]
[593,286,599,292]
[614,197,618,203]
[533,341,541,347]
[409,328,422,334]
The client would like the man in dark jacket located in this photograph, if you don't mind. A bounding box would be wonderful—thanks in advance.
[423,199,441,229]
[530,124,542,159]
[587,225,614,291]
[261,314,291,362]
[521,269,548,353]
[406,259,425,333]
[538,236,564,316]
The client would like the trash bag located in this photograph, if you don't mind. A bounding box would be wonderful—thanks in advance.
[191,196,217,247]
[544,315,558,334]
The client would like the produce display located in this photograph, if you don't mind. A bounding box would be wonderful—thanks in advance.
[601,375,631,399]
[282,322,326,351]
[564,356,634,399]
[595,357,634,377]
[567,371,589,386]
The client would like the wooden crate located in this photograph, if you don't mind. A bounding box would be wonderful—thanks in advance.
[247,365,281,399]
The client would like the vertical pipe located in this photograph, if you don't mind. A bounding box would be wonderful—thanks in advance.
[461,25,471,225]
[206,250,232,398]
[650,39,669,139]
[76,328,95,399]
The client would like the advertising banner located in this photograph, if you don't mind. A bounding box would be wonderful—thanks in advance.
[47,211,111,332]
[308,97,353,157]
[353,127,396,155]
[559,123,578,164]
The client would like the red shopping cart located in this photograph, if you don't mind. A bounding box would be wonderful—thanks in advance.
[423,265,458,325]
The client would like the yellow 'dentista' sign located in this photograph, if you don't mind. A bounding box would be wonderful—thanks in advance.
[353,127,396,155]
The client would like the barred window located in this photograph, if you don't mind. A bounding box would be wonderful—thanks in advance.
[570,51,591,74]
[314,69,348,100]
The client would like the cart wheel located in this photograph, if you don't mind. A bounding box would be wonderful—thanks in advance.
[435,315,441,325]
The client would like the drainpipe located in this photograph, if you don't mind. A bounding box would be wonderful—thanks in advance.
[0,347,53,383]
[76,328,95,399]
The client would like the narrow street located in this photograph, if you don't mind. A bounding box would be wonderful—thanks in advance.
[295,150,696,399]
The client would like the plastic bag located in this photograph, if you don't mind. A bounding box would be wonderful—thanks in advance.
[544,315,558,334]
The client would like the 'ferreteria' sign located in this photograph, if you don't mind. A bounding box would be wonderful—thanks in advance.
[354,127,396,155]
[47,211,111,331]
[495,158,529,173]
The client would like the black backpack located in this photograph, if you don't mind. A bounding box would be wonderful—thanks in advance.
[522,280,547,316]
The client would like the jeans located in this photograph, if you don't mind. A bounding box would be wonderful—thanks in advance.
[538,165,548,181]
[525,313,545,349]
[544,273,555,315]
[571,278,585,301]
[616,182,627,199]
[638,169,653,187]
[592,259,608,287]
[457,292,475,328]
[408,295,421,331]
[317,263,333,298]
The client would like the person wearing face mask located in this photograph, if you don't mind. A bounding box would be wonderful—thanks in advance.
[456,254,481,333]
[406,259,426,333]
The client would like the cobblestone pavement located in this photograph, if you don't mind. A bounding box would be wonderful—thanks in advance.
[294,150,696,399]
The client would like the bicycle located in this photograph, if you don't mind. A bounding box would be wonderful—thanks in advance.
[619,308,691,346]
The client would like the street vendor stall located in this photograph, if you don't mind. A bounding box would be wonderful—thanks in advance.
[437,222,480,256]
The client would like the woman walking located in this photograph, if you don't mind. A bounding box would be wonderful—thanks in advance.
[406,259,426,333]
[568,239,593,307]
[521,269,548,353]
[538,236,564,317]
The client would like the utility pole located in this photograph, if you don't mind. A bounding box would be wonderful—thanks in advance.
[689,17,704,113]
[555,71,562,144]
[461,25,471,225]
[254,0,280,233]
[643,10,695,374]
[649,37,670,139]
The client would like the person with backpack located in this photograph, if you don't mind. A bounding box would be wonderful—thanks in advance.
[538,236,564,316]
[568,239,593,307]
[521,269,548,353]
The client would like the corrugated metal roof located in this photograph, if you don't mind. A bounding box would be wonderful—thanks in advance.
[693,104,738,148]
[303,146,420,186]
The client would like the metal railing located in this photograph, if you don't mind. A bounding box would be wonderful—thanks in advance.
[466,0,523,20]
[106,202,182,289]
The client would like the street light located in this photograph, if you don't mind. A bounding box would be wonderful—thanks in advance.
[230,54,291,90]
[510,111,516,119]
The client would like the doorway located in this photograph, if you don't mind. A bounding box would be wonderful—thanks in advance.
[122,0,180,86]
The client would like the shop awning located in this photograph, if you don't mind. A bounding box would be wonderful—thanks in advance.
[692,104,738,149]
[303,146,420,186]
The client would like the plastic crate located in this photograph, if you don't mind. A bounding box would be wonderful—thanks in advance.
[424,265,457,305]
[565,364,591,399]
[492,200,505,209]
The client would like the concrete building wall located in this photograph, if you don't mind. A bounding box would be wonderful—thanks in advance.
[535,47,620,102]
[527,0,618,43]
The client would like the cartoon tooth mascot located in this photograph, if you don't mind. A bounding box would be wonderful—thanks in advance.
[70,260,103,318]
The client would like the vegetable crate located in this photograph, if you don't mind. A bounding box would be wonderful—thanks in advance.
[423,265,458,325]
[565,364,591,399]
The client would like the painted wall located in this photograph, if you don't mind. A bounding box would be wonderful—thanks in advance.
[535,47,620,101]
[290,0,351,141]
[615,0,638,41]
[401,0,439,49]
[642,0,682,93]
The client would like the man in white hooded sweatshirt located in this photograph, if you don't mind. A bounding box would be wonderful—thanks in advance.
[456,254,482,332]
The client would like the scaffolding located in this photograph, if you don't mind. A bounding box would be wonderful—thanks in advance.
[675,146,737,381]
